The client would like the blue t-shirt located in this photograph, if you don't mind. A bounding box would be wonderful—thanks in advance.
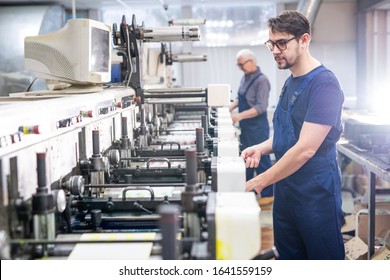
[281,66,344,155]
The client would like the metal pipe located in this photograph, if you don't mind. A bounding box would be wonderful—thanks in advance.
[10,239,160,245]
[87,183,186,188]
[72,0,76,19]
[145,87,204,93]
[185,150,198,186]
[32,152,55,257]
[92,130,100,156]
[158,204,180,260]
[121,117,130,150]
[297,0,323,26]
[171,54,207,62]
[144,93,205,99]
[169,18,206,26]
[36,153,46,188]
[121,117,128,137]
[122,186,155,201]
[120,157,185,161]
[144,98,205,104]
[141,26,200,42]
[173,105,208,111]
[196,128,204,154]
[201,115,208,135]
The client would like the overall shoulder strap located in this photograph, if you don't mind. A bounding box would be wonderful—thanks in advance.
[280,75,292,98]
[244,72,263,93]
[290,66,327,106]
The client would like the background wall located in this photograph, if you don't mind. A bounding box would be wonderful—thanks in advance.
[0,5,66,96]
[180,1,358,109]
[0,1,358,110]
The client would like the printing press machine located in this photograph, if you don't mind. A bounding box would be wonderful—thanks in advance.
[0,85,268,260]
[0,15,272,261]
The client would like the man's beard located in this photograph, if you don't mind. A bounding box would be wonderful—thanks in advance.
[275,56,292,70]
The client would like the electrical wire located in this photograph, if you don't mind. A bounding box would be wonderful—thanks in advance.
[24,77,37,92]
[125,29,133,88]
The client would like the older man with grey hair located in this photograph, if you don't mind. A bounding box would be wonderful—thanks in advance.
[229,49,273,197]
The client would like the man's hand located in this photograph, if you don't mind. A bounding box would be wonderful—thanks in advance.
[241,145,261,168]
[245,176,261,193]
[231,113,241,124]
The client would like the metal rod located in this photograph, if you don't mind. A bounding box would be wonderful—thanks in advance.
[92,130,100,155]
[144,98,205,104]
[120,157,186,161]
[121,116,128,136]
[10,239,161,245]
[144,93,205,99]
[196,128,204,154]
[36,153,46,188]
[87,183,186,188]
[368,172,376,259]
[173,105,208,111]
[201,115,208,135]
[159,204,180,260]
[185,150,197,186]
[145,87,204,93]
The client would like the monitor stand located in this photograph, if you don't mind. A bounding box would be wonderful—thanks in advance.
[10,82,104,98]
[46,81,104,93]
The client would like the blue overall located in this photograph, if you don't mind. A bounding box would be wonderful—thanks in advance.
[272,66,345,259]
[238,73,273,197]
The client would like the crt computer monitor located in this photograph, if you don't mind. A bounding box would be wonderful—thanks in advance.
[24,18,111,85]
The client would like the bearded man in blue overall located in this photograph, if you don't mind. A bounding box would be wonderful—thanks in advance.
[229,49,273,197]
[241,11,345,259]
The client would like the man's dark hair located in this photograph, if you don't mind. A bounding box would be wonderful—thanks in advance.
[267,10,311,37]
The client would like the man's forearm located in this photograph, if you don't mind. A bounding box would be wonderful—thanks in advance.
[235,107,259,121]
[229,99,239,112]
[256,137,273,156]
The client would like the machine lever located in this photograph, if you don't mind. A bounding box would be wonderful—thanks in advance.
[133,201,153,214]
[122,187,155,201]
[146,158,171,169]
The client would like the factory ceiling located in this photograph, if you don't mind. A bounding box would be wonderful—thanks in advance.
[0,0,369,11]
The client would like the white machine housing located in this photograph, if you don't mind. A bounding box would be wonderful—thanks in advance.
[214,192,261,260]
[207,84,231,107]
[211,156,246,192]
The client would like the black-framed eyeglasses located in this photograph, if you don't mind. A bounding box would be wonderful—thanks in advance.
[237,59,251,68]
[264,36,298,51]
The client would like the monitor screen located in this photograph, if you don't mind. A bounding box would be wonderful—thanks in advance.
[91,27,110,73]
[24,18,111,85]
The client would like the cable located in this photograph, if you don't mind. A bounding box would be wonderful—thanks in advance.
[24,77,37,92]
[125,29,133,88]
[115,50,130,85]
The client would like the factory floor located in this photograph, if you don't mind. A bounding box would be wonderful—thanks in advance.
[259,197,274,251]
